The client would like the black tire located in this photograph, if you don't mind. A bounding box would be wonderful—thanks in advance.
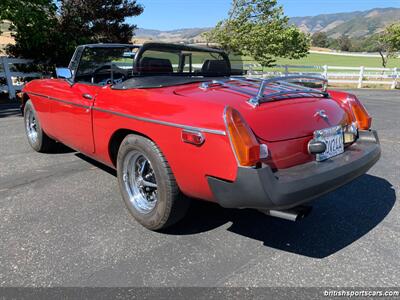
[24,100,56,152]
[117,134,190,230]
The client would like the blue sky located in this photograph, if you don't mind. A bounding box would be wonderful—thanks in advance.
[130,0,400,30]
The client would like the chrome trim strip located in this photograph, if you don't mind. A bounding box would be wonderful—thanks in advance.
[93,107,226,136]
[50,97,90,109]
[26,91,226,136]
[26,92,91,109]
[26,91,48,99]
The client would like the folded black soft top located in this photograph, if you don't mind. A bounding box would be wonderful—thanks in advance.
[112,76,222,90]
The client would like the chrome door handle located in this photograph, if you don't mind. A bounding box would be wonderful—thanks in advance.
[82,93,93,100]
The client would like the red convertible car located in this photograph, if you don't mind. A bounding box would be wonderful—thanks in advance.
[21,43,381,230]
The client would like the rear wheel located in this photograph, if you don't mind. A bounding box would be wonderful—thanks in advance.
[117,134,190,230]
[24,100,56,152]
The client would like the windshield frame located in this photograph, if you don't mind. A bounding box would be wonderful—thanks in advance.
[68,43,233,87]
[68,44,140,84]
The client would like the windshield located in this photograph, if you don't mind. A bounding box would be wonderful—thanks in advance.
[72,46,139,85]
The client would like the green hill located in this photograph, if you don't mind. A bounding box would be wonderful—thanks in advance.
[290,7,400,38]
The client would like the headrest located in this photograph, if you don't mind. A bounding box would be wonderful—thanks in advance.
[201,60,230,76]
[139,57,173,74]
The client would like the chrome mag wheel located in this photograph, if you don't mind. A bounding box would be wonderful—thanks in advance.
[122,151,158,214]
[25,109,38,144]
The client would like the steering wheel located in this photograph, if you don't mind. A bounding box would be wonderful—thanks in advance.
[92,64,126,85]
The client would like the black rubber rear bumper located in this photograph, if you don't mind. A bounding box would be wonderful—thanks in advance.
[208,130,381,210]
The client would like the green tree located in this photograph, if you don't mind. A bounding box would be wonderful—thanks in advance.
[53,0,143,65]
[377,23,400,68]
[204,0,310,67]
[0,0,59,64]
[337,35,352,52]
[327,38,339,50]
[0,0,143,67]
[312,32,328,48]
[359,35,381,52]
[58,0,143,44]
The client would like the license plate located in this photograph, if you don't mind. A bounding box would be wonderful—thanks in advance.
[314,126,344,162]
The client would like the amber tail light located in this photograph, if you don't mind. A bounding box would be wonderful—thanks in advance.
[346,95,372,130]
[224,106,260,167]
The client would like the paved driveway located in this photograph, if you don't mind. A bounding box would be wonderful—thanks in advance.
[0,90,399,287]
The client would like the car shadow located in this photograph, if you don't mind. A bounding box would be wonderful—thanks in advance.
[73,153,395,259]
[45,143,76,154]
[164,174,395,259]
[75,153,117,176]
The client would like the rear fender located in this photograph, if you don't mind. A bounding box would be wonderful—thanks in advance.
[327,90,357,123]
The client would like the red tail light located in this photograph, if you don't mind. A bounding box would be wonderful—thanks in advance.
[181,130,205,145]
[346,95,372,130]
[224,106,260,167]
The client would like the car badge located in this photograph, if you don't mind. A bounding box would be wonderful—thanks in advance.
[314,109,328,120]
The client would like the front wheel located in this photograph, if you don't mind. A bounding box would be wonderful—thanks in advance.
[24,100,56,152]
[117,134,190,230]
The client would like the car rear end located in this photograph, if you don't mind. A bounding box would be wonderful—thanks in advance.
[206,77,381,214]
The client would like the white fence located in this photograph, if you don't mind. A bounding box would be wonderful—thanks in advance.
[1,58,399,101]
[0,57,42,100]
[246,64,399,89]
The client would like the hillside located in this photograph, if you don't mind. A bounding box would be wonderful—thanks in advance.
[134,27,210,43]
[290,7,400,38]
[2,7,400,49]
[135,7,400,43]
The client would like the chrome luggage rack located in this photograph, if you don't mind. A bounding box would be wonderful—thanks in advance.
[199,75,329,107]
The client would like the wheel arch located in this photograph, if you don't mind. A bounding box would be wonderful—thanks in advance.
[20,92,31,115]
[108,128,155,167]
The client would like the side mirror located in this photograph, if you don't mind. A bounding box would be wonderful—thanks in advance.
[56,68,72,79]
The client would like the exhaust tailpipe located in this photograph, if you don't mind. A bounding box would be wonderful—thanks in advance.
[261,205,312,222]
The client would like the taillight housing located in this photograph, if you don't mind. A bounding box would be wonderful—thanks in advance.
[181,130,205,145]
[346,95,372,130]
[224,106,260,167]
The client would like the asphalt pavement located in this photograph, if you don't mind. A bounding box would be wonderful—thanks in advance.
[0,89,399,287]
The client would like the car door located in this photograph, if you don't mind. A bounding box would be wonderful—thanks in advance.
[49,45,136,154]
[48,46,115,154]
[49,80,100,154]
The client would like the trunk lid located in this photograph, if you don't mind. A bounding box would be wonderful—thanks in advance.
[173,81,350,142]
[241,97,349,142]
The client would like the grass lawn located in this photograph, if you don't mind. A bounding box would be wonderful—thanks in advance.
[275,53,399,68]
[229,52,400,89]
[232,52,400,71]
